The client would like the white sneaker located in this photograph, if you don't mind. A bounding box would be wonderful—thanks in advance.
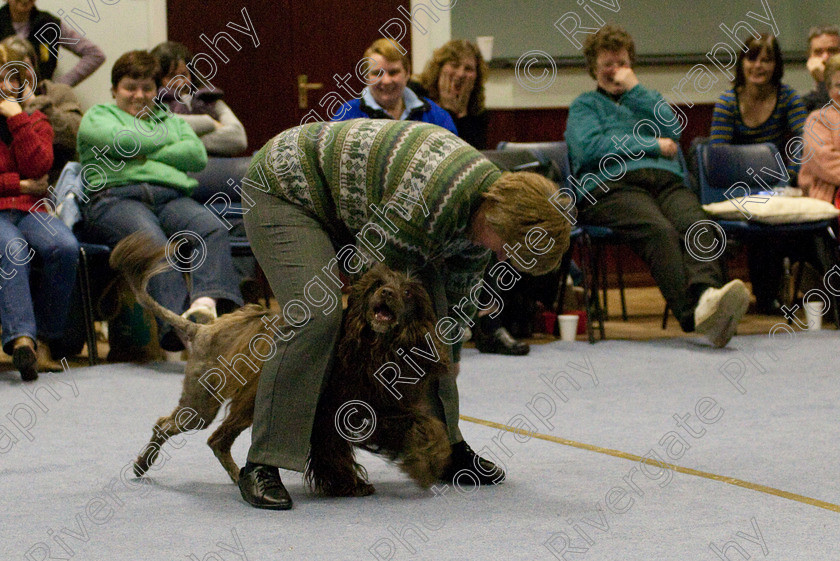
[694,280,750,348]
[181,303,217,325]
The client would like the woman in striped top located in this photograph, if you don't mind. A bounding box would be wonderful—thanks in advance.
[710,34,809,315]
[710,34,807,179]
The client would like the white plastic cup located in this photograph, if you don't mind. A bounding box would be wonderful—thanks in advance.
[804,300,825,331]
[476,36,494,62]
[558,314,579,342]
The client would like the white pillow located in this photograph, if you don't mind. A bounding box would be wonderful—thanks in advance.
[703,196,840,224]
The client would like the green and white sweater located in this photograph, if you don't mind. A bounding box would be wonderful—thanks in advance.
[246,118,503,321]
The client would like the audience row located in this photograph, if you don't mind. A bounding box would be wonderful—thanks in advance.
[2,19,840,380]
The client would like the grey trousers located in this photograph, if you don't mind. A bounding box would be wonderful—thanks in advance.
[244,187,462,472]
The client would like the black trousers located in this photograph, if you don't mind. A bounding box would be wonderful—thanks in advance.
[579,169,724,331]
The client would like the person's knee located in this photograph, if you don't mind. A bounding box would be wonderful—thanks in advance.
[643,221,680,248]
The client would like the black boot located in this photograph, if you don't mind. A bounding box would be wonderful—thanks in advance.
[238,463,293,510]
[474,326,529,356]
[441,441,505,485]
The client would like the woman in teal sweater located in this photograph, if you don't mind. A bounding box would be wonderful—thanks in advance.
[566,26,750,348]
[77,50,242,352]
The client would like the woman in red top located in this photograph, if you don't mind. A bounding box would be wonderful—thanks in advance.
[0,43,78,381]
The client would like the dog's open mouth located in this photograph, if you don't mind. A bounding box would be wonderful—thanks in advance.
[371,302,397,333]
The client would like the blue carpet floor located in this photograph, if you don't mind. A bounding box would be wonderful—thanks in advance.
[1,331,837,560]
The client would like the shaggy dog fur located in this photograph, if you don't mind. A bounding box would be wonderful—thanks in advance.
[111,232,451,495]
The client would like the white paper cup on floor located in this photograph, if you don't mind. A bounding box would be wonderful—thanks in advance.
[804,300,825,331]
[558,314,579,342]
[476,36,494,62]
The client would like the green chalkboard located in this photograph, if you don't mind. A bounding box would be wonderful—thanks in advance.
[452,0,835,64]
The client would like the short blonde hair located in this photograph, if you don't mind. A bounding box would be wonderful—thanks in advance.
[482,171,572,275]
[825,53,840,88]
[364,38,411,75]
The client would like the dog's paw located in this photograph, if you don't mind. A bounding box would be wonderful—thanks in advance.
[352,482,376,497]
[133,460,148,478]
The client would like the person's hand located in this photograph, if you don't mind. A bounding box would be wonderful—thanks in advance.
[437,68,471,117]
[807,56,826,83]
[612,67,640,92]
[21,92,44,112]
[658,138,678,158]
[212,118,223,131]
[19,174,49,196]
[0,99,23,118]
[807,181,836,203]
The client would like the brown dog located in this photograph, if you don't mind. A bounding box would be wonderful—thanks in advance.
[111,232,451,495]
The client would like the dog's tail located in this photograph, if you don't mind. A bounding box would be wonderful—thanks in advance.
[109,232,201,341]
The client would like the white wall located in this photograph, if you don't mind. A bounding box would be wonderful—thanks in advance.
[36,0,167,110]
[411,1,815,109]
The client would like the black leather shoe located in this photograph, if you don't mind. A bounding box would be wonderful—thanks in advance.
[13,344,38,382]
[474,327,529,356]
[441,441,505,485]
[238,465,293,510]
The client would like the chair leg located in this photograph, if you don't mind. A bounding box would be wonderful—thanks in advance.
[599,246,609,319]
[581,235,597,343]
[588,239,606,341]
[813,230,840,328]
[615,247,628,321]
[555,247,573,314]
[78,247,98,366]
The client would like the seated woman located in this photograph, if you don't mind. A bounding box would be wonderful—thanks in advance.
[150,41,247,156]
[333,38,456,133]
[710,33,807,179]
[0,0,105,87]
[0,36,83,182]
[710,34,809,314]
[415,39,489,149]
[566,25,750,348]
[76,50,242,352]
[0,43,78,381]
[800,54,840,213]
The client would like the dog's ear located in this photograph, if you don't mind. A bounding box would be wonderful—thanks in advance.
[347,266,380,314]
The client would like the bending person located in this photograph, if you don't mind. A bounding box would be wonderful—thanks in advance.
[566,25,750,347]
[239,118,571,509]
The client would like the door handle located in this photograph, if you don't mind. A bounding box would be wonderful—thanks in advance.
[298,74,324,109]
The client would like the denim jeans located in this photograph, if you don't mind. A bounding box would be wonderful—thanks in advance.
[82,183,242,348]
[0,209,79,354]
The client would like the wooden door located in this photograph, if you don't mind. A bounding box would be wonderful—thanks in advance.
[167,0,409,153]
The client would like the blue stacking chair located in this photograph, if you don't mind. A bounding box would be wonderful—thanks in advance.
[696,142,840,326]
[496,141,601,342]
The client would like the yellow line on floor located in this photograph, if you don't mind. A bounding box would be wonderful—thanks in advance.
[460,415,840,513]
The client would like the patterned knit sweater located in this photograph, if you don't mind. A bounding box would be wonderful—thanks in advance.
[246,118,502,320]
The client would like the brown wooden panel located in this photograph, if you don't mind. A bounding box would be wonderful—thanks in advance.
[167,1,411,154]
[486,103,715,151]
